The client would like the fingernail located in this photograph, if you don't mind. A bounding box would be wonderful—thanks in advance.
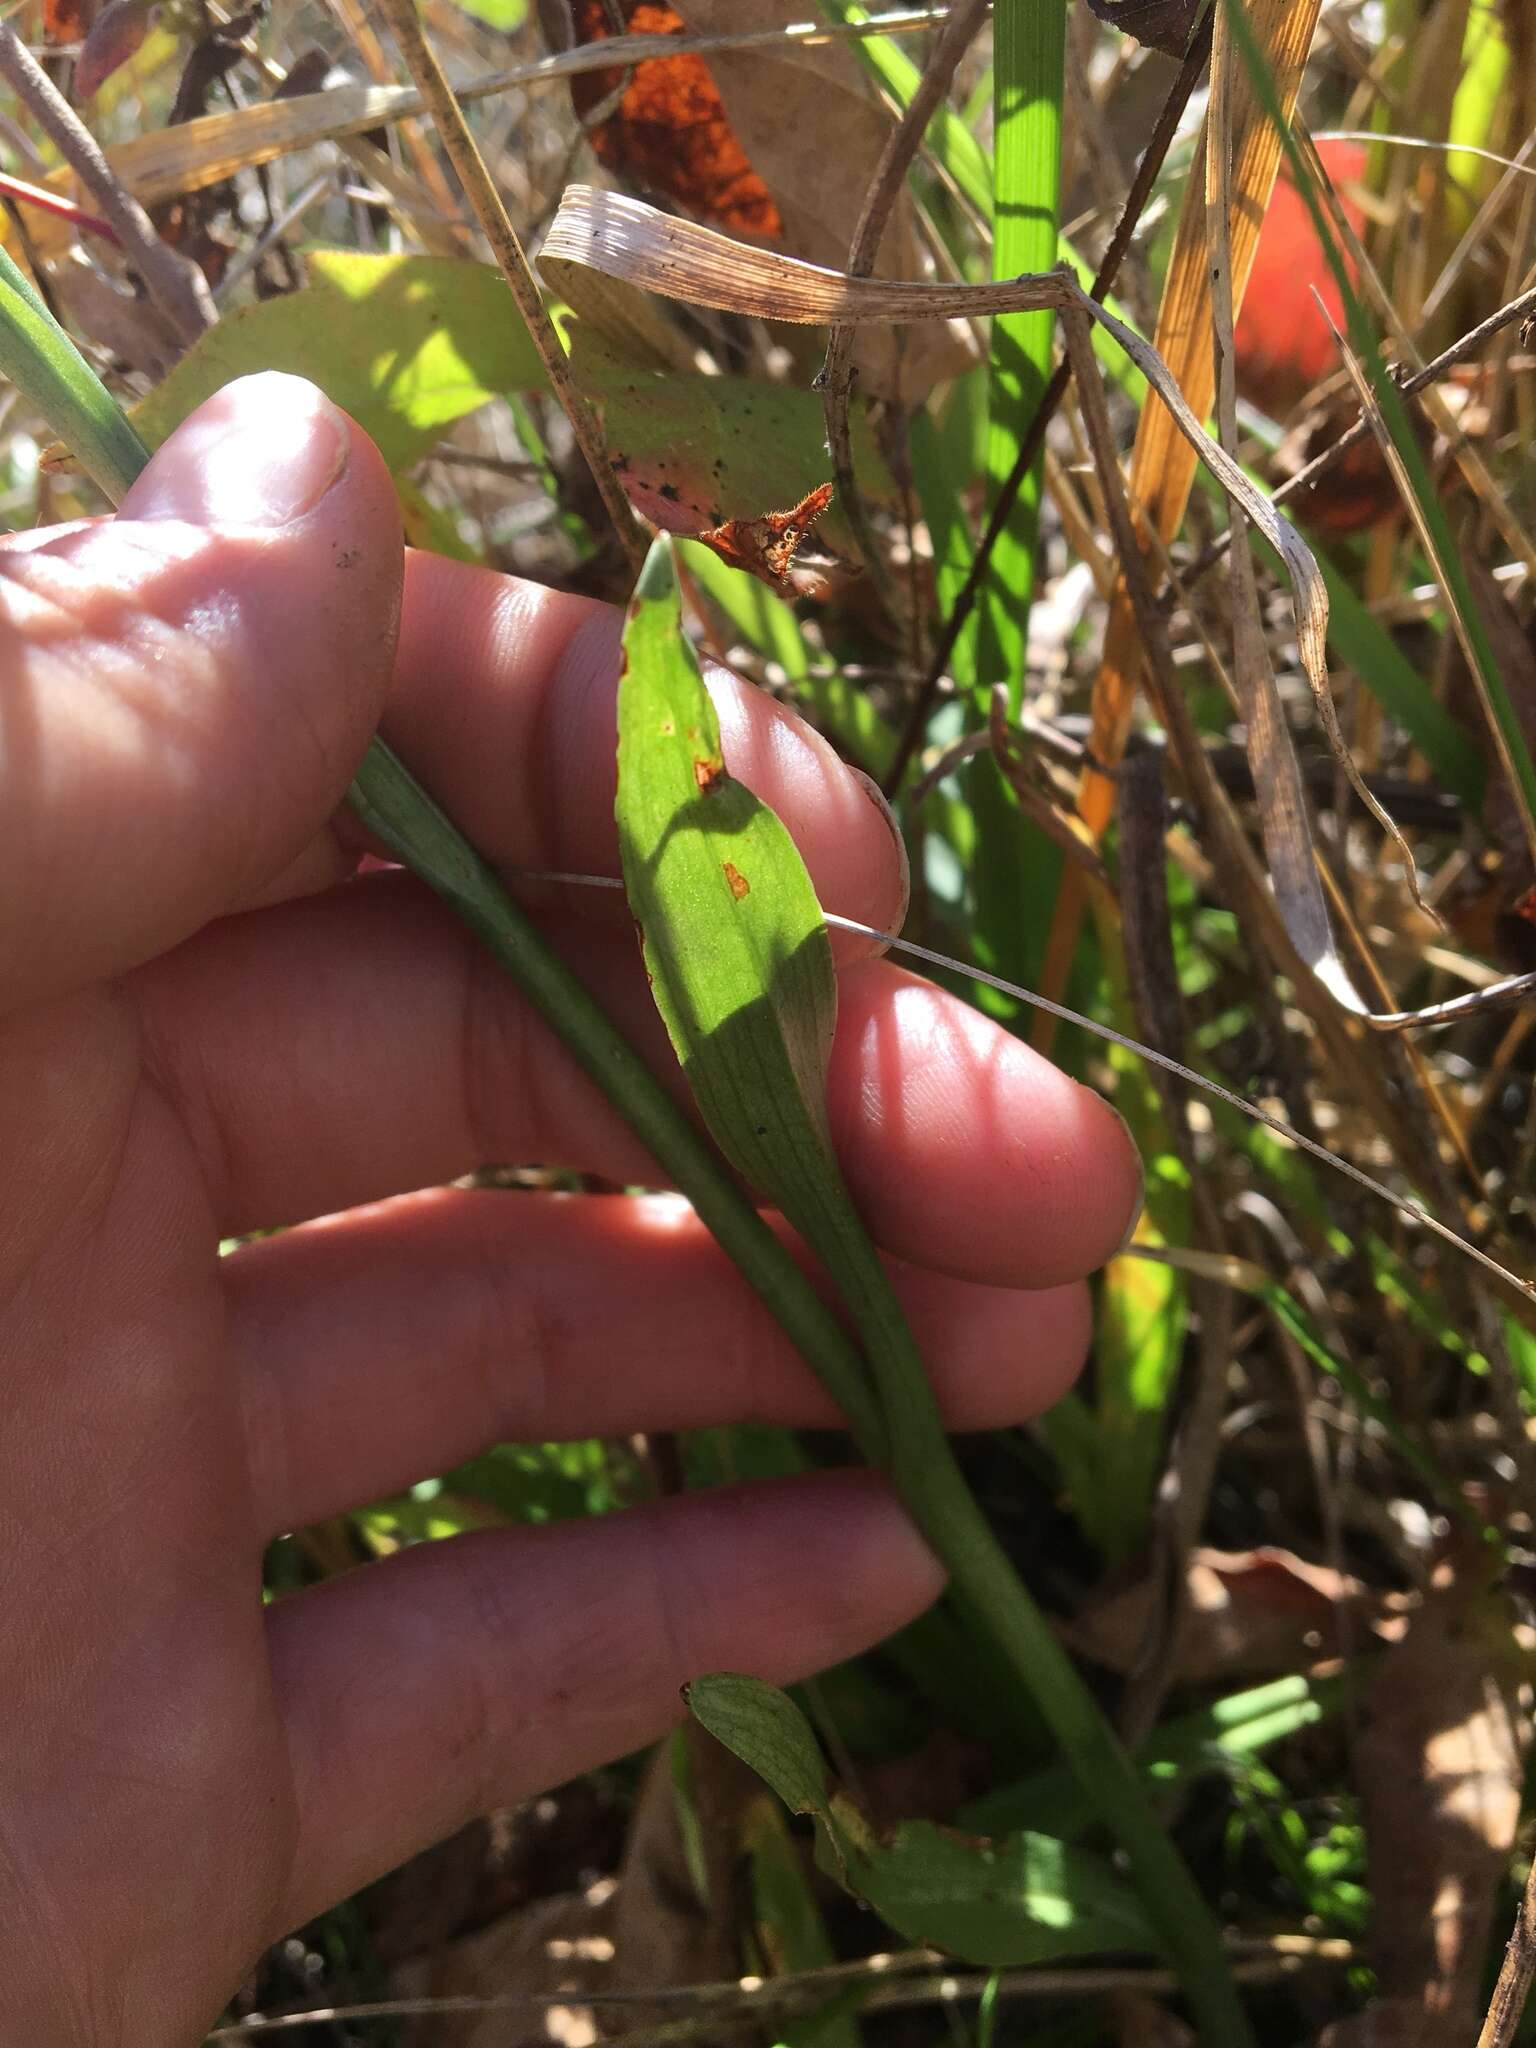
[122,372,349,527]
[849,765,910,928]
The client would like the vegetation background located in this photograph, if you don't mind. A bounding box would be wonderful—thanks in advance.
[3,0,1535,2037]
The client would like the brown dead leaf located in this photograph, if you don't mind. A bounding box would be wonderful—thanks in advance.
[1318,1550,1533,2048]
[605,1728,759,2041]
[393,1883,619,2048]
[669,0,974,406]
[1067,1546,1407,1683]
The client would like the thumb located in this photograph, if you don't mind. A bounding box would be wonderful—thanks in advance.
[0,371,402,1016]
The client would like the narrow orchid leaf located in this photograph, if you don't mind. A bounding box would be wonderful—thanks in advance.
[616,535,882,1445]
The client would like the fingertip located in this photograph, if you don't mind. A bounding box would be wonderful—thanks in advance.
[829,961,1148,1287]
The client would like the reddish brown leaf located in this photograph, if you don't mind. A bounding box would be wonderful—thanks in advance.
[568,0,783,239]
[74,0,151,99]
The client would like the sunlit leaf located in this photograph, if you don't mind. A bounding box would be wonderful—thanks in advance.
[130,252,549,470]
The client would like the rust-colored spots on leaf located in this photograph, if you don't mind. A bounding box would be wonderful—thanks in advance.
[722,861,750,900]
[693,753,725,795]
[568,0,783,240]
[695,481,834,591]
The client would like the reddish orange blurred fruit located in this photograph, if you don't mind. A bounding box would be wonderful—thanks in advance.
[1235,137,1367,417]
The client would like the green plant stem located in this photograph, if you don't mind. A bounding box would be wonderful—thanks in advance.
[816,1229,1257,2046]
[0,257,154,499]
[346,744,888,1457]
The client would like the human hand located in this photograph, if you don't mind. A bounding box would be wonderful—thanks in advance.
[0,373,1141,2045]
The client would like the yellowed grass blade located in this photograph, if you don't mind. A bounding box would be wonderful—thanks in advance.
[1079,0,1326,827]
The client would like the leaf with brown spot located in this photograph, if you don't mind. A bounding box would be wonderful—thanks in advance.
[569,321,889,560]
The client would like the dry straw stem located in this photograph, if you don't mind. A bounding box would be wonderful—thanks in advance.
[202,1937,1356,2038]
[817,0,990,586]
[3,9,949,257]
[368,0,643,566]
[1479,1854,1536,2048]
[1204,5,1360,1004]
[1055,308,1521,1301]
[0,18,214,346]
[1073,0,1323,827]
[1029,0,1322,1052]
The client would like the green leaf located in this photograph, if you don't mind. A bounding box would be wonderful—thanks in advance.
[832,1817,1157,1966]
[574,323,894,557]
[617,537,883,1447]
[686,1674,836,1830]
[689,1673,1158,1966]
[0,246,148,501]
[447,0,525,25]
[129,252,549,471]
[619,538,838,1181]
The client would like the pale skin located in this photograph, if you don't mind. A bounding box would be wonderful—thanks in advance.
[0,374,1141,2045]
